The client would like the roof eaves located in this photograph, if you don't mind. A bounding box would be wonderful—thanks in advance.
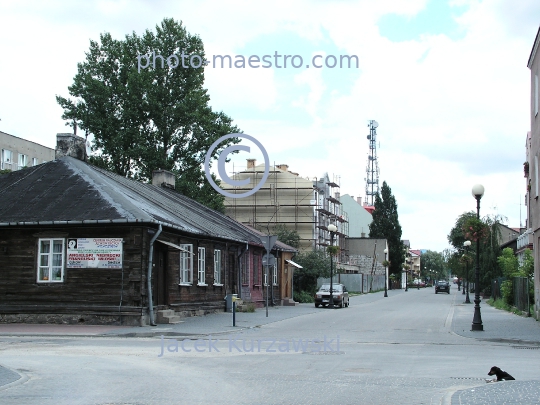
[527,26,540,68]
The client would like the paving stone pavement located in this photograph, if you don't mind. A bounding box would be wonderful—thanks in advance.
[451,295,540,345]
[450,380,540,405]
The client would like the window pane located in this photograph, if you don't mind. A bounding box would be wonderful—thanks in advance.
[40,240,50,254]
[40,255,49,267]
[52,268,62,280]
[52,253,62,267]
[39,268,49,280]
[53,240,63,253]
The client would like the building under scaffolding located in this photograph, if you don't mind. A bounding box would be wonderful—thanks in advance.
[222,160,348,257]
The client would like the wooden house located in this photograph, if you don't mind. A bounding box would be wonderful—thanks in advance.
[0,134,297,325]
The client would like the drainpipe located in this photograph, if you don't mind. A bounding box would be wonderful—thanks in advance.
[147,224,162,326]
[237,242,248,299]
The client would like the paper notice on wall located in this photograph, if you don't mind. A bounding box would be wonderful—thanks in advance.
[67,238,123,268]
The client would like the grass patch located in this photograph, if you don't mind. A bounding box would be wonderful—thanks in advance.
[486,298,531,317]
[239,302,256,312]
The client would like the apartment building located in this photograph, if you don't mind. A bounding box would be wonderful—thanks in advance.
[0,131,54,171]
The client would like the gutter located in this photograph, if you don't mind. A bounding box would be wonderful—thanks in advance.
[147,224,162,326]
[0,219,251,245]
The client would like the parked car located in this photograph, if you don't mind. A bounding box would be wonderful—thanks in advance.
[314,284,349,308]
[413,279,426,287]
[435,280,450,294]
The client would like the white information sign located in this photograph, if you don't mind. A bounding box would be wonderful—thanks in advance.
[67,238,123,269]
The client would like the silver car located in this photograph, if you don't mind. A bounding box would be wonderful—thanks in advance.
[314,283,350,308]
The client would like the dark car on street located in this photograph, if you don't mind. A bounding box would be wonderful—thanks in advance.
[435,280,450,294]
[314,284,349,308]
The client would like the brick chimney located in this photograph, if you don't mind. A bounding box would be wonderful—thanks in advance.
[247,159,256,169]
[152,169,176,189]
[55,133,87,161]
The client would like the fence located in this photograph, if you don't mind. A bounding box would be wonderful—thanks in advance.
[318,274,386,293]
[513,276,530,314]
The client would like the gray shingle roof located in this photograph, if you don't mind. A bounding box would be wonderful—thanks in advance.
[0,157,273,246]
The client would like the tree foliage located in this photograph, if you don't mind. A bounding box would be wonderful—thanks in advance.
[497,247,519,278]
[420,250,445,281]
[369,181,404,277]
[56,18,240,211]
[273,224,300,249]
[293,250,331,295]
[447,212,504,293]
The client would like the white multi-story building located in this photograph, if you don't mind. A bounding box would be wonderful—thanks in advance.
[0,131,54,171]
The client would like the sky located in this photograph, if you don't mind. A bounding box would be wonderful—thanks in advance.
[1,0,539,253]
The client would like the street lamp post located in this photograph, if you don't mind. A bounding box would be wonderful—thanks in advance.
[471,184,484,331]
[384,248,388,297]
[463,240,471,303]
[328,224,338,309]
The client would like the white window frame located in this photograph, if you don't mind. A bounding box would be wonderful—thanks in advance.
[197,247,206,286]
[32,157,38,166]
[179,244,193,285]
[213,249,222,286]
[1,149,12,170]
[37,238,65,283]
[18,153,27,170]
[272,264,278,286]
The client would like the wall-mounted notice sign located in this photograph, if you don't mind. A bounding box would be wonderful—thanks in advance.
[67,238,123,269]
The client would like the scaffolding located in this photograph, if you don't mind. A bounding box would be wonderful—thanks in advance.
[223,162,348,255]
[365,120,380,206]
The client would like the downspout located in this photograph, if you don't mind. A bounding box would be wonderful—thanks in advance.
[147,224,162,326]
[237,242,248,299]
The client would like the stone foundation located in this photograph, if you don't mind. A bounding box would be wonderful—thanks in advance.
[0,313,141,326]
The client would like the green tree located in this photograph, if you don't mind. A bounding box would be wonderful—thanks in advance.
[56,18,240,212]
[293,250,331,296]
[420,250,445,282]
[497,247,519,278]
[448,212,504,295]
[273,224,300,249]
[369,181,404,278]
[520,248,534,280]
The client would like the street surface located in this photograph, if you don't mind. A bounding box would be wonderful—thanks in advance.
[0,286,539,404]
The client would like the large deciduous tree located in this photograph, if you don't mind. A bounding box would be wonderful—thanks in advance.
[369,181,404,278]
[420,250,445,282]
[56,18,240,212]
[447,212,504,294]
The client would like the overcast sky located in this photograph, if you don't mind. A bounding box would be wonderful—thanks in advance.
[1,0,539,252]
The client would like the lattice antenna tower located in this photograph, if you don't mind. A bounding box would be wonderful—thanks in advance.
[365,120,380,206]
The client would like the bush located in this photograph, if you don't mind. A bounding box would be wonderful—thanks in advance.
[294,290,314,303]
[501,279,513,306]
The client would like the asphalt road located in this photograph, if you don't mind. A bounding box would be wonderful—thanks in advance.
[0,287,539,405]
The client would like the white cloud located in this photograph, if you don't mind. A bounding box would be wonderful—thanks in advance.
[0,0,537,253]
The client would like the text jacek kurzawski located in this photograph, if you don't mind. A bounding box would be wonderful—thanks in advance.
[157,335,340,356]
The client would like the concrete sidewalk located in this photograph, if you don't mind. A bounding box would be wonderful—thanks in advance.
[450,292,540,345]
[0,290,400,338]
